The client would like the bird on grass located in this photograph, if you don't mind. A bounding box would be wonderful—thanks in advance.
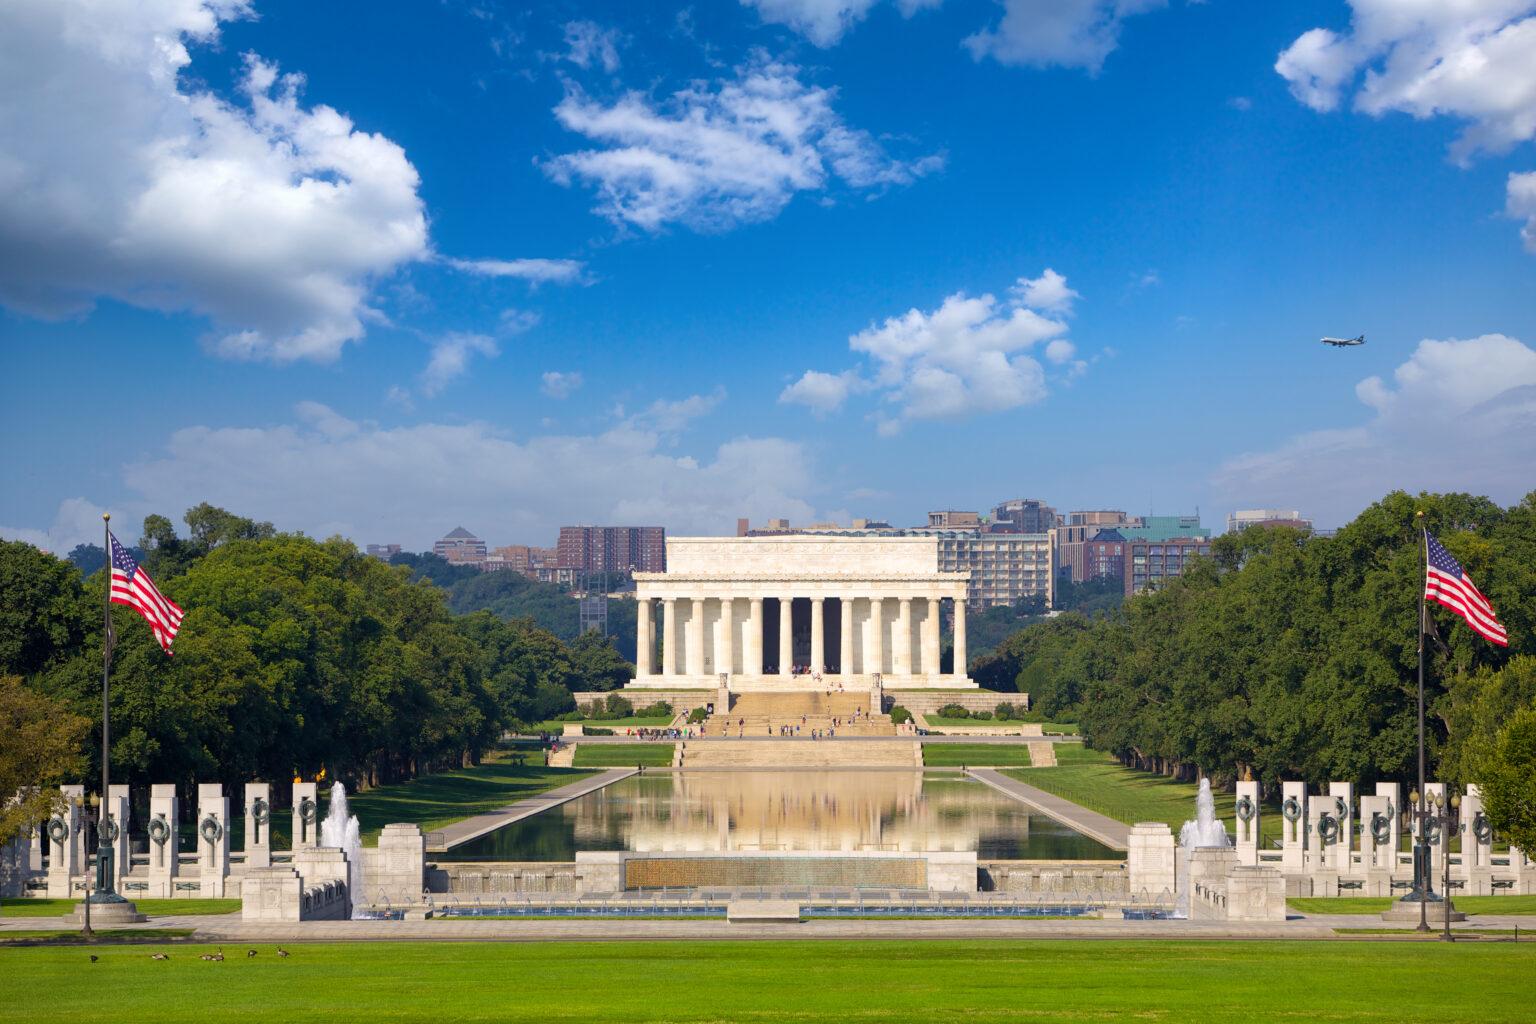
[247,949,258,958]
[198,952,215,961]
[150,953,170,961]
[88,955,99,963]
[276,947,291,958]
[211,947,225,962]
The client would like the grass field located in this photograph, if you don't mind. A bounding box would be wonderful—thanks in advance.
[0,939,1530,1022]
[571,743,677,767]
[0,928,194,945]
[1,898,239,918]
[1004,754,1286,844]
[923,717,1080,735]
[922,743,1037,767]
[1289,895,1536,916]
[330,755,594,842]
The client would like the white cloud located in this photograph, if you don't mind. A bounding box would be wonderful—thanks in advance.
[542,53,942,232]
[563,20,622,72]
[779,369,866,414]
[444,257,587,284]
[788,270,1078,432]
[626,389,727,434]
[0,497,110,556]
[1509,171,1536,250]
[93,405,817,546]
[1011,267,1080,313]
[0,1,434,363]
[1276,2,1536,165]
[420,333,498,396]
[541,371,584,399]
[740,0,941,46]
[965,0,1168,73]
[1215,334,1536,525]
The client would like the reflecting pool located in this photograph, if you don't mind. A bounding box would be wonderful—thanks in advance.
[441,771,1122,861]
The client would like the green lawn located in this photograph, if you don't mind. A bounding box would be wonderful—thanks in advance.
[923,717,1079,735]
[1290,895,1536,916]
[0,940,1531,1022]
[1004,755,1286,844]
[0,928,194,945]
[570,743,676,767]
[528,716,675,733]
[328,756,595,843]
[922,743,1037,767]
[2,898,239,918]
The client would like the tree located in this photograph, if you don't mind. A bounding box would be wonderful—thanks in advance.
[568,630,635,692]
[1479,704,1536,854]
[0,676,89,846]
[0,539,88,677]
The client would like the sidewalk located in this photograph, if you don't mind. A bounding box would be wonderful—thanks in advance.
[966,768,1132,851]
[438,768,636,848]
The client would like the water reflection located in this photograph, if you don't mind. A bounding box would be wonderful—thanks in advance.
[442,772,1121,862]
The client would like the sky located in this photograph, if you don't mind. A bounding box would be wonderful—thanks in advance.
[2,0,1534,553]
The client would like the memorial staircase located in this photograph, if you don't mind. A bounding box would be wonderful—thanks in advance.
[678,739,921,768]
[679,692,913,767]
[699,692,897,738]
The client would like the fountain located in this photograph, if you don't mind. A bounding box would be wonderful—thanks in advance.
[1175,777,1230,915]
[319,781,364,918]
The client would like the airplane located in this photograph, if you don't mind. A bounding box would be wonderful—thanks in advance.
[1321,334,1365,347]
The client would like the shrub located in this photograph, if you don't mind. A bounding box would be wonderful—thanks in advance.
[971,710,993,721]
[581,701,606,719]
[687,707,709,724]
[583,726,614,736]
[938,704,970,719]
[889,706,913,726]
[603,693,634,719]
[639,700,673,718]
[995,702,1019,721]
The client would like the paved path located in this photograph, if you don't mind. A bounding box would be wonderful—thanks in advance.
[966,768,1132,852]
[438,768,636,849]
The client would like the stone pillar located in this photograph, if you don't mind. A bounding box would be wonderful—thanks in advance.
[1359,794,1392,893]
[746,597,764,676]
[778,597,793,676]
[1127,822,1177,899]
[148,784,178,897]
[1187,846,1239,919]
[361,823,426,906]
[1327,782,1354,874]
[46,784,83,897]
[1234,780,1260,866]
[1462,784,1494,893]
[244,782,272,870]
[840,597,854,675]
[688,598,706,677]
[292,782,319,850]
[810,598,825,674]
[1374,781,1403,877]
[198,783,230,897]
[920,595,940,676]
[952,596,967,680]
[661,598,677,676]
[635,597,653,677]
[106,783,130,893]
[1225,866,1286,921]
[869,598,885,676]
[894,597,912,675]
[1280,781,1306,873]
[717,596,735,677]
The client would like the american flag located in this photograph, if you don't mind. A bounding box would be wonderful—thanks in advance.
[109,531,184,655]
[1424,531,1508,647]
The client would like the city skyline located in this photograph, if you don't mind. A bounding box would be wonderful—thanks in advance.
[4,1,1535,554]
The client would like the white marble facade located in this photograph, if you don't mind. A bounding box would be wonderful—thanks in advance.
[630,536,974,690]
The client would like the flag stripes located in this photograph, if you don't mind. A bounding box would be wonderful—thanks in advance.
[109,530,183,655]
[1424,531,1508,647]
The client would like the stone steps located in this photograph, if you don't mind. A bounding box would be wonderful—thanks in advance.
[1027,741,1056,767]
[679,739,920,768]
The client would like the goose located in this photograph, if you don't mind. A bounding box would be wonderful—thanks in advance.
[89,955,99,963]
[247,949,258,958]
[151,953,171,961]
[210,948,225,962]
[198,953,215,962]
[276,947,291,958]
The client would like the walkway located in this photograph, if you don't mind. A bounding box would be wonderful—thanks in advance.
[965,768,1132,852]
[439,768,636,849]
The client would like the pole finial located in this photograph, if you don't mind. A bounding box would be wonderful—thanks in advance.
[103,512,111,522]
[1414,510,1424,520]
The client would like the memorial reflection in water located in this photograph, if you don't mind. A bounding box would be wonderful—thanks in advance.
[442,772,1121,862]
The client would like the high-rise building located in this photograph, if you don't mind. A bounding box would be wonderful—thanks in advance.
[557,526,666,573]
[1124,536,1213,595]
[1068,510,1129,527]
[1226,508,1313,533]
[992,498,1057,533]
[433,527,487,565]
[927,510,981,529]
[365,543,401,560]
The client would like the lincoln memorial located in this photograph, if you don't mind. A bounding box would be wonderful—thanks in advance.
[626,535,976,693]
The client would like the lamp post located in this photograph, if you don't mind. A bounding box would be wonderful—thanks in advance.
[75,794,95,939]
[1431,789,1461,942]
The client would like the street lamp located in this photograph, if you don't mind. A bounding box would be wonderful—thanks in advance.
[74,794,95,939]
[1407,787,1460,936]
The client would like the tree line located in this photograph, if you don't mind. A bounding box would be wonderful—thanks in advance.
[1,504,636,795]
[973,491,1536,805]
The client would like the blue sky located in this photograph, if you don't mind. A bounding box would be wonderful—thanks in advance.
[2,0,1534,552]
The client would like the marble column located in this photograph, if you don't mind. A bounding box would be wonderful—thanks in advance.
[840,598,854,675]
[717,597,735,677]
[661,599,677,676]
[920,595,940,676]
[778,597,793,675]
[244,781,272,869]
[635,598,653,676]
[106,783,130,894]
[895,597,912,675]
[198,783,229,898]
[47,784,83,898]
[689,598,706,676]
[292,782,319,850]
[952,596,967,679]
[148,784,178,897]
[746,598,764,675]
[869,598,885,676]
[810,598,825,674]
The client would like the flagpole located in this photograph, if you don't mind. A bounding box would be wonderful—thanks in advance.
[95,513,122,907]
[1414,512,1429,932]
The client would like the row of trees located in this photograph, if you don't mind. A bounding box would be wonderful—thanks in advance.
[1,505,637,794]
[975,491,1536,795]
